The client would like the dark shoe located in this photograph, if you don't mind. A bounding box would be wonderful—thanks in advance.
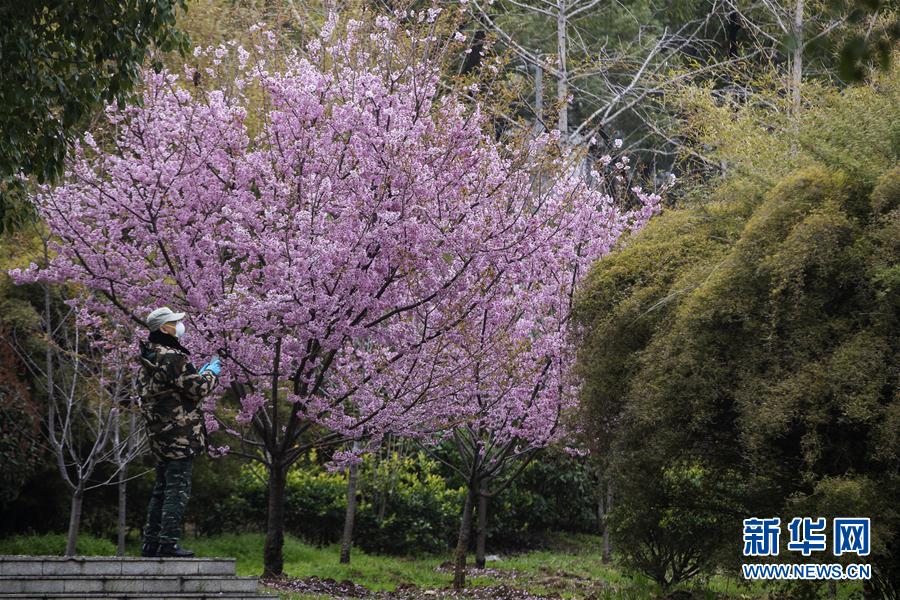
[141,542,158,557]
[157,543,194,558]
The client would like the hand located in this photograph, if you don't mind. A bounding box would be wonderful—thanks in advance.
[199,356,221,376]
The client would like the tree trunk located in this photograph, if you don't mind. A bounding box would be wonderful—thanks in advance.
[791,0,804,117]
[339,450,360,564]
[534,60,544,134]
[602,480,613,561]
[452,485,476,590]
[377,483,387,521]
[556,0,569,137]
[475,478,488,569]
[597,483,607,562]
[117,464,128,556]
[263,460,287,577]
[725,10,741,59]
[65,486,84,557]
[377,447,390,522]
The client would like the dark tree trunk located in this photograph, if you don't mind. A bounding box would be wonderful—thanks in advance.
[597,490,603,529]
[725,11,742,59]
[117,465,128,556]
[602,480,613,562]
[453,485,476,589]
[263,460,287,577]
[65,486,84,557]
[597,477,607,562]
[339,455,360,564]
[475,478,488,568]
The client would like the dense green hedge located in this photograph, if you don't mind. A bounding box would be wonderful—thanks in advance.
[194,451,462,554]
[192,447,596,554]
[1,442,596,555]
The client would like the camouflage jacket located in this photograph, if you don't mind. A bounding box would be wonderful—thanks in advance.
[137,339,218,460]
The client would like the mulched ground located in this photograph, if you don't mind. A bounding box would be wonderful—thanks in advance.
[260,574,564,599]
[261,575,370,598]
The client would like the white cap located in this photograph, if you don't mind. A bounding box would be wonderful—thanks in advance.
[146,307,186,331]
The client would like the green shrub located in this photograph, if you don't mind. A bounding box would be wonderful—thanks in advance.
[187,452,251,536]
[193,462,267,536]
[487,451,597,548]
[283,463,349,546]
[608,459,748,590]
[355,453,464,554]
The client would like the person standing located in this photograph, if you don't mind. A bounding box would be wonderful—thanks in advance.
[136,307,221,558]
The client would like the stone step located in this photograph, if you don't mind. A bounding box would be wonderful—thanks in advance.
[0,576,261,595]
[0,558,236,577]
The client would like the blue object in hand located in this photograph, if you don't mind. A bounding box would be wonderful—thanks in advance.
[199,355,221,376]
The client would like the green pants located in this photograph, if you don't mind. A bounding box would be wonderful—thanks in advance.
[144,456,194,545]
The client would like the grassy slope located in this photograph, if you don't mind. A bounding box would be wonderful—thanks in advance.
[0,532,780,599]
[170,532,715,599]
[0,532,866,599]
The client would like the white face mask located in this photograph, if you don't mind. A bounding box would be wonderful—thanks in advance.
[174,321,186,339]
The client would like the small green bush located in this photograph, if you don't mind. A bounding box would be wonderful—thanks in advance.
[194,463,267,536]
[283,464,349,546]
[355,453,464,554]
[487,452,598,548]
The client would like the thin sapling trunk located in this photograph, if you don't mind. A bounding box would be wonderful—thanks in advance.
[475,477,489,569]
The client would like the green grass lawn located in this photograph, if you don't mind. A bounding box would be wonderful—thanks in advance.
[0,532,864,600]
[190,533,465,591]
[180,532,688,598]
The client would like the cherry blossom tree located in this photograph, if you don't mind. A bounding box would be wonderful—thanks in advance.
[419,151,664,588]
[12,9,664,575]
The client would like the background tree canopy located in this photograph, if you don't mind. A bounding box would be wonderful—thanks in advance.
[0,0,186,231]
[574,64,900,594]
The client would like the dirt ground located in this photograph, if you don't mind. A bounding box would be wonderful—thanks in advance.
[260,570,575,599]
[260,570,714,599]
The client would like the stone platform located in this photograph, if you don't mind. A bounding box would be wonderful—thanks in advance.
[0,556,274,600]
